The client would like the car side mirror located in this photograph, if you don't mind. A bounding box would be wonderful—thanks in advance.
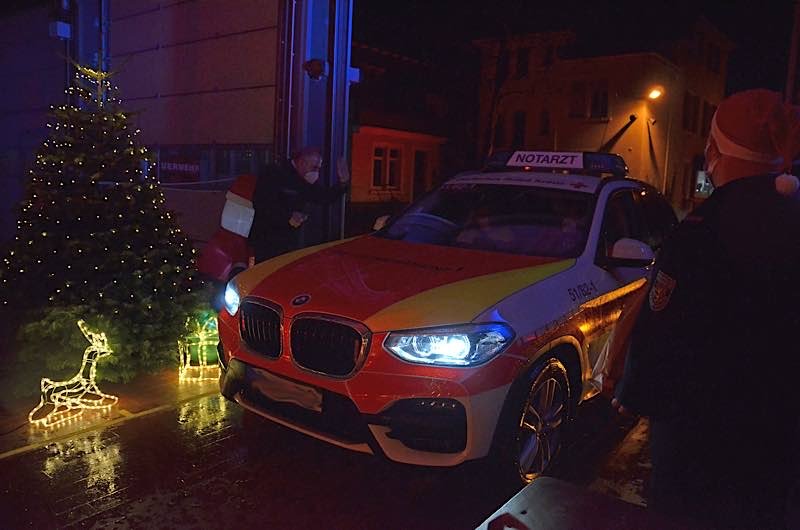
[373,214,391,231]
[604,238,655,268]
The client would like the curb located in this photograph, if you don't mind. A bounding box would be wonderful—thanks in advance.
[0,388,219,461]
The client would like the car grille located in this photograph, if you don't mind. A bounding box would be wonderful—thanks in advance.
[290,317,367,377]
[240,300,281,358]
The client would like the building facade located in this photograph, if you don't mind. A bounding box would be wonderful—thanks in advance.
[0,1,101,242]
[345,42,453,233]
[475,20,732,213]
[109,0,281,183]
[0,0,355,244]
[350,43,447,206]
[350,126,445,204]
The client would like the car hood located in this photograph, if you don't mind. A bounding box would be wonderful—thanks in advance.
[238,236,573,332]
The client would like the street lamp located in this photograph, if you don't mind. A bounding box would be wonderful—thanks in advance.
[647,86,673,194]
[642,86,671,194]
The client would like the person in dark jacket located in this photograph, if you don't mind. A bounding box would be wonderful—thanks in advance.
[613,89,800,529]
[249,147,349,262]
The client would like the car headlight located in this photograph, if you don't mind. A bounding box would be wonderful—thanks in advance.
[384,323,515,367]
[223,281,240,316]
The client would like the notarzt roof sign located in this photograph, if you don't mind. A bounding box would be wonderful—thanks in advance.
[506,151,583,169]
[485,150,628,177]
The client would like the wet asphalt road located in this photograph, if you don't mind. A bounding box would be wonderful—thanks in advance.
[0,393,637,530]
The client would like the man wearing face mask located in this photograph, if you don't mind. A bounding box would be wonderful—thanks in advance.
[612,89,800,528]
[249,147,349,263]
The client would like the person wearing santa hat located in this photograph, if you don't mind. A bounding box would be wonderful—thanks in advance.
[613,89,800,529]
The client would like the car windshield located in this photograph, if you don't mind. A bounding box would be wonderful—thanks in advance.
[376,182,595,257]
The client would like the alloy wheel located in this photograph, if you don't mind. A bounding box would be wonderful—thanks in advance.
[516,368,567,482]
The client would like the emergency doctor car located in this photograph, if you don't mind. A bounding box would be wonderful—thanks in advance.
[217,151,677,484]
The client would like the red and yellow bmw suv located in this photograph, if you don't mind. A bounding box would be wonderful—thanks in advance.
[217,151,676,483]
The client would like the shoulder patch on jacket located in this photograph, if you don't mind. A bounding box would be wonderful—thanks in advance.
[649,270,677,312]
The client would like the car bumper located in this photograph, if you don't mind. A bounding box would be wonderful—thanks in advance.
[217,314,522,466]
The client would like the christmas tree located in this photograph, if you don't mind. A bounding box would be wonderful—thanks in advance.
[0,65,203,383]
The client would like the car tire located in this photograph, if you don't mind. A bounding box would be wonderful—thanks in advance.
[489,357,571,489]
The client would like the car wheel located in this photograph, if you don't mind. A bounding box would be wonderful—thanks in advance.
[492,358,571,487]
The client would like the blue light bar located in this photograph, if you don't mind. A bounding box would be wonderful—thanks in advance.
[583,153,629,176]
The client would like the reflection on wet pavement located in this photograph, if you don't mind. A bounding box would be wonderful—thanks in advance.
[0,394,640,529]
[588,419,651,507]
[178,394,228,435]
[0,371,220,459]
[43,431,122,490]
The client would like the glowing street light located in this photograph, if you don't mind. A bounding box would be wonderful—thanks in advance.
[644,85,671,193]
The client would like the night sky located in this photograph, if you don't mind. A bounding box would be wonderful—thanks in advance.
[354,0,796,94]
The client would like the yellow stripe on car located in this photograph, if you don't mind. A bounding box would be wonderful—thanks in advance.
[365,259,575,332]
[235,237,359,298]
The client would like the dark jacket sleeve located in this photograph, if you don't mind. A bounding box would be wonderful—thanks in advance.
[302,181,348,204]
[252,168,294,231]
[614,220,712,419]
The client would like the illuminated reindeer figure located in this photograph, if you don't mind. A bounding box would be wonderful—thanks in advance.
[28,320,118,427]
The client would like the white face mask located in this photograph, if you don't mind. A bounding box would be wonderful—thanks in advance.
[303,171,319,184]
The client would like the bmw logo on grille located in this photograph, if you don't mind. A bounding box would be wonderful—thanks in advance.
[291,294,311,306]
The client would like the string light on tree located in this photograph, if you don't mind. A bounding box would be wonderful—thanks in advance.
[0,63,203,382]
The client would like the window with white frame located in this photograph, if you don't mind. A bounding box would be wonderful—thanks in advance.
[372,145,402,188]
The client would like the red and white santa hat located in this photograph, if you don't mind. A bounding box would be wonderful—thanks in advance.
[709,89,800,195]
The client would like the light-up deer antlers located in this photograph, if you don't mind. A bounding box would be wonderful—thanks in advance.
[28,320,118,428]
